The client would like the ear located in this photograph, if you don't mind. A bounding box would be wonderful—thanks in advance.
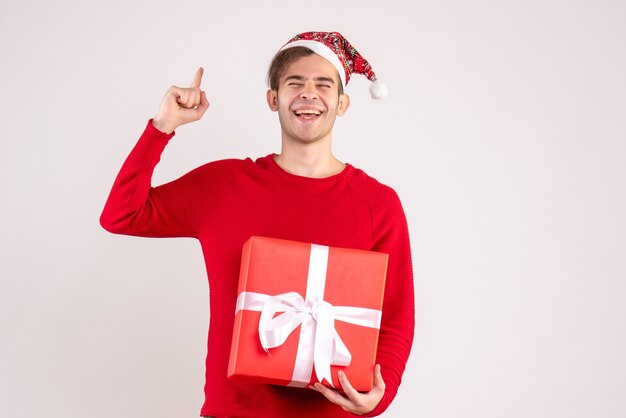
[266,89,278,112]
[337,94,350,116]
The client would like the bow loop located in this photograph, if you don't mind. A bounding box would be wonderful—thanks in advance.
[255,293,354,387]
[258,292,307,350]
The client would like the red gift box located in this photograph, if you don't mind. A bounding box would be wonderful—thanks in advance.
[227,236,388,391]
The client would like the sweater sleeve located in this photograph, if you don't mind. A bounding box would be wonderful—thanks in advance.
[365,187,415,417]
[100,119,202,238]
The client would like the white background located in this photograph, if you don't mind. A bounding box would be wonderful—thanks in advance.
[1,0,625,417]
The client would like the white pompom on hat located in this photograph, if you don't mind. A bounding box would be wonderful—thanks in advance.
[279,31,388,100]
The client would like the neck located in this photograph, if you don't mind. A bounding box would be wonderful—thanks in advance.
[275,134,345,178]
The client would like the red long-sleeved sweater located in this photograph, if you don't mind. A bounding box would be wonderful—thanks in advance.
[100,120,415,417]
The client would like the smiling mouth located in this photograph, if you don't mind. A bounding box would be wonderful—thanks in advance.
[294,109,322,118]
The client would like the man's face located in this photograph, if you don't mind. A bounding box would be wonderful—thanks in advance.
[267,53,350,144]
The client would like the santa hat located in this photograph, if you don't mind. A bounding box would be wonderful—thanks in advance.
[279,31,388,100]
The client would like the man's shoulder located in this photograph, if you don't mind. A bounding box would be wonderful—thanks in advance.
[345,164,401,204]
[345,164,407,228]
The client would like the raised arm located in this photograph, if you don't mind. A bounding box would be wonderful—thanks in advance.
[100,68,210,238]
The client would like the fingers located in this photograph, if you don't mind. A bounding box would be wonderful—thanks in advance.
[191,67,204,88]
[175,87,202,109]
[310,383,353,410]
[174,87,188,105]
[180,90,209,122]
[309,367,386,415]
[337,370,360,401]
[156,70,208,130]
[168,67,205,109]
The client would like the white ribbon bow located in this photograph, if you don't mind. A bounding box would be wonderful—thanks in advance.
[235,244,382,387]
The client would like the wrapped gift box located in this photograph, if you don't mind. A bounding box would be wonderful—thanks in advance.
[227,236,388,391]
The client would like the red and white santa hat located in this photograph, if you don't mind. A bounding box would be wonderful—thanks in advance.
[279,31,388,100]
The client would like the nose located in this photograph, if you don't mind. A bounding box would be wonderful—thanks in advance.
[299,81,319,100]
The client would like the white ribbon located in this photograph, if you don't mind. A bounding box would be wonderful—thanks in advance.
[234,244,382,387]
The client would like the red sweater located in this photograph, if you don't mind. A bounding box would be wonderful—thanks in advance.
[100,120,415,417]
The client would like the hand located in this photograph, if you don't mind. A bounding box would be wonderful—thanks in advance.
[310,364,385,416]
[152,67,210,134]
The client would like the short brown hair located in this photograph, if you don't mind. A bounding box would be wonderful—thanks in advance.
[267,46,344,95]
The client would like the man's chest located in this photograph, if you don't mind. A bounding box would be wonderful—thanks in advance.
[197,182,374,251]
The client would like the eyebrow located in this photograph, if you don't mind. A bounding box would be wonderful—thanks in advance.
[284,75,336,84]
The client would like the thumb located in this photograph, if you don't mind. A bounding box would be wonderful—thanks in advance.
[373,364,385,390]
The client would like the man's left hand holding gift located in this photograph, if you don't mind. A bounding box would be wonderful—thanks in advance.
[310,364,386,415]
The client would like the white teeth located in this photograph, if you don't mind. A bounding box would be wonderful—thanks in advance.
[295,109,321,115]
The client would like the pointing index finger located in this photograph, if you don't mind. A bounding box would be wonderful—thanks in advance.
[191,67,204,88]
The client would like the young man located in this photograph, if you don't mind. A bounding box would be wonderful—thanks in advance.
[101,32,414,417]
